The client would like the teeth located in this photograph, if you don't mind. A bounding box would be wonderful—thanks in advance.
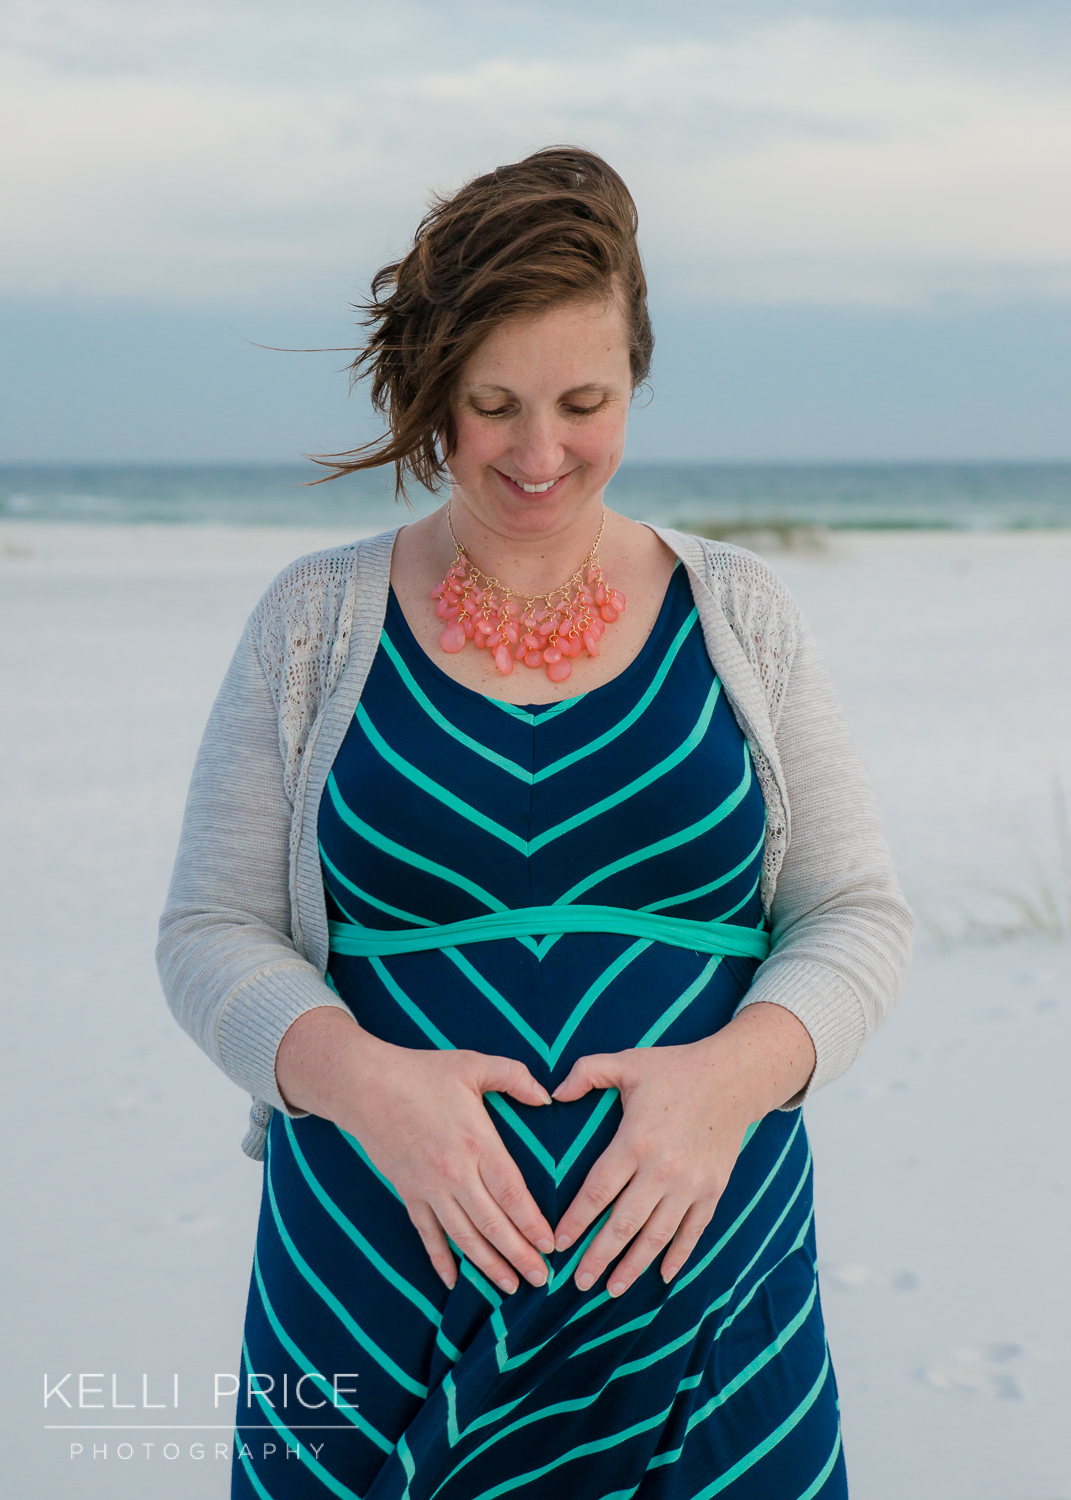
[518,479,557,494]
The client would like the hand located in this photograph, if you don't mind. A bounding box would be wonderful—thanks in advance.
[275,1009,555,1294]
[551,1002,816,1297]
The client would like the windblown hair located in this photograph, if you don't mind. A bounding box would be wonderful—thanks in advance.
[312,146,652,496]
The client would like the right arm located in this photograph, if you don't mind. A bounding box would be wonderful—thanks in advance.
[157,615,552,1290]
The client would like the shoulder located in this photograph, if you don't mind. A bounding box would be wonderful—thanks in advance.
[247,531,397,694]
[651,528,803,713]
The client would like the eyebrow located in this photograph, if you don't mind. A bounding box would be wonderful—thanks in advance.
[463,382,614,397]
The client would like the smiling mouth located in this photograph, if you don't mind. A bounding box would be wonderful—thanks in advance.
[498,471,569,495]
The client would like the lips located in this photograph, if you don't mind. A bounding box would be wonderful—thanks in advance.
[496,470,569,497]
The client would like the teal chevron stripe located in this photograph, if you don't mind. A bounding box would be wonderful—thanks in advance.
[484,1093,558,1178]
[236,1441,275,1500]
[553,1089,620,1186]
[356,702,528,853]
[636,954,722,1047]
[547,1210,613,1293]
[527,678,721,853]
[447,1242,819,1488]
[491,696,584,725]
[324,773,514,919]
[556,747,752,906]
[265,1137,428,1398]
[319,841,435,930]
[252,1248,393,1454]
[380,630,535,782]
[641,828,766,914]
[240,1338,363,1500]
[684,1347,832,1500]
[281,1117,457,1349]
[368,956,455,1051]
[337,1126,404,1203]
[441,948,551,1061]
[531,606,699,782]
[547,940,650,1066]
[795,1425,843,1500]
[649,1278,819,1472]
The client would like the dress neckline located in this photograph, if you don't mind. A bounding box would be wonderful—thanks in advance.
[384,561,686,718]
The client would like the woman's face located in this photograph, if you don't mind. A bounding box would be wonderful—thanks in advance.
[447,294,634,543]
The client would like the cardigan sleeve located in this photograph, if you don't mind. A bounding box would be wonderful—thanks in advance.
[735,616,913,1100]
[156,619,354,1113]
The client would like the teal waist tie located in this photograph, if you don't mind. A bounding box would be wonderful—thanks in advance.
[327,905,770,961]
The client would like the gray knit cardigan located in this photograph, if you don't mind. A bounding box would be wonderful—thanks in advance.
[157,525,912,1160]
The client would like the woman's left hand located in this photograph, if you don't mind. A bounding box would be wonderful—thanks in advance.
[551,1001,816,1296]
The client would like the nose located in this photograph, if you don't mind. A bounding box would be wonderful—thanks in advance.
[508,411,567,482]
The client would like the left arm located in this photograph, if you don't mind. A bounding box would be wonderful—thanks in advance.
[553,615,912,1293]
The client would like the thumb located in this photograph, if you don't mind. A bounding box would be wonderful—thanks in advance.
[552,1052,620,1102]
[477,1054,552,1107]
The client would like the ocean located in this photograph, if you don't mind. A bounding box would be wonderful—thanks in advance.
[1,461,1070,532]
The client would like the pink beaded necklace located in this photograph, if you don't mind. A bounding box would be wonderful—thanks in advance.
[430,507,627,683]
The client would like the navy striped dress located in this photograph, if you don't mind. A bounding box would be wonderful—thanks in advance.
[234,564,847,1500]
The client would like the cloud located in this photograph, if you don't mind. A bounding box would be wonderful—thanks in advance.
[1,2,1069,307]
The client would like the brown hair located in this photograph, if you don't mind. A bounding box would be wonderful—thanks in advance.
[312,146,652,495]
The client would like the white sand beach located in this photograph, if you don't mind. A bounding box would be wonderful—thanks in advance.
[1,521,1069,1499]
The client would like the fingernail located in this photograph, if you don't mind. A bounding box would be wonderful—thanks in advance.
[555,1234,572,1251]
[608,1279,627,1298]
[576,1272,594,1291]
[536,1086,553,1104]
[662,1266,678,1283]
[536,1237,554,1254]
[529,1269,548,1288]
[497,1277,518,1294]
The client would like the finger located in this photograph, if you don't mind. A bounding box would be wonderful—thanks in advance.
[605,1198,701,1297]
[455,1176,551,1289]
[551,1052,620,1102]
[474,1053,552,1107]
[660,1201,717,1285]
[478,1149,555,1257]
[406,1204,457,1290]
[434,1196,542,1296]
[553,1142,636,1252]
[571,1180,665,1291]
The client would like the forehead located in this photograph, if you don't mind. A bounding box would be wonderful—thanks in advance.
[459,297,631,390]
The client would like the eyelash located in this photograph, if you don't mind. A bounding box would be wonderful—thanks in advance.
[473,401,604,419]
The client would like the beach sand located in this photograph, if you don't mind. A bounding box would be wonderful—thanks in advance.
[2,522,1069,1498]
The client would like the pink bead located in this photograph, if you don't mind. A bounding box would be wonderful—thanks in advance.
[474,632,488,647]
[462,618,475,639]
[563,635,582,657]
[440,623,466,653]
[476,618,493,634]
[600,603,619,623]
[582,629,599,656]
[486,630,502,647]
[523,633,539,649]
[493,643,514,674]
[435,597,452,619]
[514,643,527,661]
[546,657,572,682]
[594,582,607,605]
[589,615,605,638]
[542,646,562,663]
[609,590,626,611]
[537,619,555,637]
[503,623,519,644]
[524,650,543,669]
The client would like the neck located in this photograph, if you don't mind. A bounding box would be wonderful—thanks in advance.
[443,495,608,597]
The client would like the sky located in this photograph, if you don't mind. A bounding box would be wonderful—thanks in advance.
[1,0,1069,462]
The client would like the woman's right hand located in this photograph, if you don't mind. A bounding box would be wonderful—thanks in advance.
[275,1007,554,1293]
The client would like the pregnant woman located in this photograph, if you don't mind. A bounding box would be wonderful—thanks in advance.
[158,147,911,1499]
